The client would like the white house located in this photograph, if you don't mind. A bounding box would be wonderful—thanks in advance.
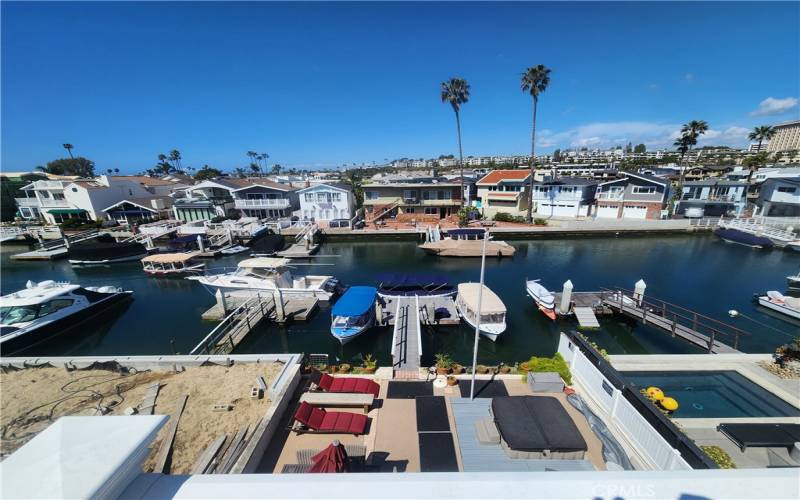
[676,180,748,217]
[532,177,598,218]
[297,183,355,222]
[756,177,800,216]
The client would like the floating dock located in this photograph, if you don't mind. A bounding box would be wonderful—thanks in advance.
[390,297,421,373]
[10,247,68,260]
[276,242,320,259]
[378,296,459,326]
[573,307,600,329]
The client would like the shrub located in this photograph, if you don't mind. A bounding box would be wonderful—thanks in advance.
[434,353,453,370]
[362,353,377,370]
[701,445,736,469]
[493,212,525,223]
[457,206,481,227]
[59,218,103,230]
[579,334,609,360]
[476,364,489,374]
[337,363,351,373]
[521,353,572,385]
[533,218,548,226]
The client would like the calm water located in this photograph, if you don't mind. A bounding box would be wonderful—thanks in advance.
[2,234,798,366]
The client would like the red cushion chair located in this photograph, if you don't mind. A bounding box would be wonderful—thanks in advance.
[318,373,379,398]
[293,402,368,435]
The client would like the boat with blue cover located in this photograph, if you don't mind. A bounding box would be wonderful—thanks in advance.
[714,228,773,249]
[330,286,377,344]
[376,273,456,299]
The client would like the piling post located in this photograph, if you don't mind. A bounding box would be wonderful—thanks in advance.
[633,279,646,306]
[560,280,573,315]
[273,289,285,322]
[197,235,206,253]
[215,290,228,314]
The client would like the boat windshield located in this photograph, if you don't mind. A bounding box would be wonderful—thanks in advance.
[0,299,75,325]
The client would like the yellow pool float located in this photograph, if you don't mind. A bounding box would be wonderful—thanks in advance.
[660,397,679,412]
[646,386,664,401]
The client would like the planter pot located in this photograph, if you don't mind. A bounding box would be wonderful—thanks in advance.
[446,376,458,386]
[436,367,450,375]
[499,367,511,374]
[363,367,376,374]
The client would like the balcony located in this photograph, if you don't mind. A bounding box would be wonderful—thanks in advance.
[234,198,290,209]
[38,198,71,208]
[15,197,41,207]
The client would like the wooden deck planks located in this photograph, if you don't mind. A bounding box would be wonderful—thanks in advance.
[152,394,189,474]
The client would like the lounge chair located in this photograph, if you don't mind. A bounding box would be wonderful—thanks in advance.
[291,402,368,435]
[718,423,800,451]
[312,372,380,398]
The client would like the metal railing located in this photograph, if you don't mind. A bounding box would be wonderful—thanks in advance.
[190,294,274,355]
[599,287,750,352]
[390,299,404,367]
[596,192,624,201]
[234,198,290,209]
[14,198,40,207]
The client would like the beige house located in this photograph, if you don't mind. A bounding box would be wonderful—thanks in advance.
[476,169,531,219]
[362,178,462,223]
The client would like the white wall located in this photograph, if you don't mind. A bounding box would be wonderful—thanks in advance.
[298,185,354,221]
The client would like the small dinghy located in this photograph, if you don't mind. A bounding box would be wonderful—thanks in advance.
[220,245,249,255]
[787,270,800,290]
[755,291,800,320]
[525,279,556,320]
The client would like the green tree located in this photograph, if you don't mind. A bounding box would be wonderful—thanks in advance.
[634,143,646,154]
[168,150,182,172]
[194,165,223,180]
[247,151,259,176]
[342,169,364,208]
[743,153,770,183]
[676,120,709,196]
[441,77,470,207]
[747,125,775,183]
[521,64,551,223]
[62,143,74,159]
[271,164,282,175]
[40,157,96,177]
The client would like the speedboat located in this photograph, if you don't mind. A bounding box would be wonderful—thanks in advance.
[376,273,456,299]
[141,252,205,276]
[787,271,800,290]
[755,291,800,320]
[68,233,149,264]
[0,280,132,355]
[714,228,773,249]
[526,279,556,320]
[419,228,516,257]
[330,286,377,344]
[187,257,339,301]
[455,282,507,341]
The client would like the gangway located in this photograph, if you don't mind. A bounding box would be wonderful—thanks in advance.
[391,296,422,373]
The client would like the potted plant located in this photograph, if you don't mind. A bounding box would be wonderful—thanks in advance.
[329,365,337,373]
[451,363,464,374]
[435,353,453,375]
[498,363,511,374]
[446,375,458,386]
[362,354,378,374]
[338,363,351,374]
[476,364,489,374]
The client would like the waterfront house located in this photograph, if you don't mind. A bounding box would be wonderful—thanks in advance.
[173,178,299,221]
[297,183,355,223]
[230,180,299,219]
[2,171,48,221]
[594,172,669,219]
[532,177,597,218]
[756,177,800,216]
[475,169,531,219]
[101,196,175,224]
[17,175,160,224]
[362,176,463,223]
[676,180,748,217]
[172,179,240,221]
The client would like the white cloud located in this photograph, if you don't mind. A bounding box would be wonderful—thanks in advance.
[537,121,751,150]
[750,96,798,117]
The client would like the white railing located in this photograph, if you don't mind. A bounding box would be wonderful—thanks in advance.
[558,335,690,471]
[234,198,290,209]
[415,295,422,366]
[38,199,71,208]
[14,198,40,207]
[597,192,624,201]
[32,181,66,189]
[390,300,402,366]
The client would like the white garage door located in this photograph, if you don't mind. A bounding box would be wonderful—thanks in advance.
[622,205,648,219]
[535,202,578,217]
[596,204,619,218]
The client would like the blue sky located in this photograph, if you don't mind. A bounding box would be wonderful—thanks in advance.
[2,1,799,173]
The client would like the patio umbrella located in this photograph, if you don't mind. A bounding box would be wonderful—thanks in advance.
[309,440,349,473]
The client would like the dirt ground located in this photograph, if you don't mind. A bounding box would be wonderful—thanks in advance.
[1,362,282,473]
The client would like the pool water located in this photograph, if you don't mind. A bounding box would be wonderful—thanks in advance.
[622,371,800,418]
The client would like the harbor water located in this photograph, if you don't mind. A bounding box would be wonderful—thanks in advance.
[2,234,798,366]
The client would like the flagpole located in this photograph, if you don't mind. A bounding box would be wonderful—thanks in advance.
[470,229,489,400]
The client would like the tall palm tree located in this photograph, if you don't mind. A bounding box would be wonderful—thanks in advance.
[675,120,709,197]
[521,64,551,223]
[246,151,258,176]
[63,144,74,159]
[168,150,182,171]
[441,77,470,207]
[746,125,775,183]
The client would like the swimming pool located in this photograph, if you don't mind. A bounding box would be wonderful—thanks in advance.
[622,371,800,418]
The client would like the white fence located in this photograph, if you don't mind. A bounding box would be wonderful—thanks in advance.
[558,334,690,470]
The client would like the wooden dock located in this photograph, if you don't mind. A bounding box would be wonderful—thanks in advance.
[573,307,600,329]
[10,247,68,260]
[378,296,459,326]
[276,242,320,259]
[391,297,421,372]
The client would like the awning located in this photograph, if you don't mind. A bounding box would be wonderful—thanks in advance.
[48,209,86,215]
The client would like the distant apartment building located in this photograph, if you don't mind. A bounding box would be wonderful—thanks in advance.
[362,177,462,222]
[749,143,769,153]
[531,177,597,218]
[475,169,531,219]
[594,172,669,220]
[767,120,800,152]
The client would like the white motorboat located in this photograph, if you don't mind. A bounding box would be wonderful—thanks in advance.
[0,280,132,355]
[787,271,800,290]
[525,279,557,320]
[220,245,249,255]
[141,252,205,276]
[187,257,339,301]
[455,282,507,341]
[756,291,800,320]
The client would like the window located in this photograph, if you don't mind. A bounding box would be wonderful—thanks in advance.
[403,190,417,200]
[331,192,341,202]
[304,193,314,202]
[559,187,575,193]
[424,207,437,215]
[53,193,65,200]
[365,191,379,200]
[777,186,797,193]
[405,207,415,214]
[72,188,78,193]
[632,186,656,194]
[423,190,431,200]
[437,190,451,200]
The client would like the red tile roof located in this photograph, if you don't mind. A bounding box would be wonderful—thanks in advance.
[476,169,530,185]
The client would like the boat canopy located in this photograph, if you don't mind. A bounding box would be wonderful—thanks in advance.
[171,235,206,244]
[457,283,506,314]
[238,257,291,269]
[448,228,485,239]
[141,252,197,263]
[332,286,377,317]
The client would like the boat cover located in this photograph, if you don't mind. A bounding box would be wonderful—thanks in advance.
[238,257,291,269]
[447,228,485,238]
[766,291,800,309]
[332,286,377,317]
[491,396,587,453]
[714,228,773,248]
[718,423,800,450]
[141,252,197,263]
[457,283,506,314]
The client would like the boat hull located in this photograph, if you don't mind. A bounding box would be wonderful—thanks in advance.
[0,291,132,356]
[419,239,516,257]
[526,280,557,320]
[757,296,800,320]
[714,228,773,249]
[69,253,148,265]
[331,315,376,344]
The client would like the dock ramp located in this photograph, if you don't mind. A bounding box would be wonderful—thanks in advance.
[391,296,422,373]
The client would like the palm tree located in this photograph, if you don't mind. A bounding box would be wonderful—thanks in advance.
[246,151,258,176]
[441,77,470,207]
[521,64,551,223]
[168,150,182,171]
[746,125,775,183]
[114,168,120,174]
[63,144,74,159]
[675,120,709,198]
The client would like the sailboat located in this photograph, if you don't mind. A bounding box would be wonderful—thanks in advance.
[525,279,557,320]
